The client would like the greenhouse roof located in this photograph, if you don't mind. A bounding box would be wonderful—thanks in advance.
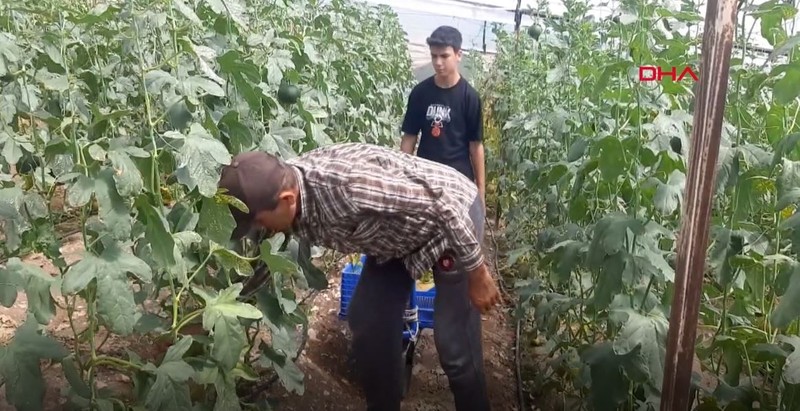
[366,0,800,59]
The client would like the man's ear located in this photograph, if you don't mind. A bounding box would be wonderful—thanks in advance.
[278,189,297,205]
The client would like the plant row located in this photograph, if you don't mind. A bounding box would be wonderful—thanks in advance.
[0,0,415,409]
[477,0,800,409]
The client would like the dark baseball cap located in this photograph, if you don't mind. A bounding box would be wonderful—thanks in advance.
[218,151,288,240]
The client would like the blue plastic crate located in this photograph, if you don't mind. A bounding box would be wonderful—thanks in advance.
[338,254,436,331]
[337,254,366,321]
[415,286,435,330]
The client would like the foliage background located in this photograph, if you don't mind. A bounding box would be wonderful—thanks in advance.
[0,0,415,409]
[470,0,800,409]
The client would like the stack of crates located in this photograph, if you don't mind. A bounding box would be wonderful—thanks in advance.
[338,254,436,330]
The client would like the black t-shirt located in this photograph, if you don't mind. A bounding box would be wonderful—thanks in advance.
[401,76,483,181]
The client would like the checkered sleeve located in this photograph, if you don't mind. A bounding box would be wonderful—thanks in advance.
[436,200,484,272]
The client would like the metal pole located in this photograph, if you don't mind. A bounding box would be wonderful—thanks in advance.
[660,0,739,409]
[483,20,487,53]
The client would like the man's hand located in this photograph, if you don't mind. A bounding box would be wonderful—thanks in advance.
[467,263,501,313]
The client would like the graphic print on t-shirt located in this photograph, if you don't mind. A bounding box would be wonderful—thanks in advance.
[426,104,451,138]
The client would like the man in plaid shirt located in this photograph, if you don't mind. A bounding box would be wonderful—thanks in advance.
[219,142,500,411]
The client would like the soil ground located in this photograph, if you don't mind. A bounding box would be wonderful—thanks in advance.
[0,218,522,411]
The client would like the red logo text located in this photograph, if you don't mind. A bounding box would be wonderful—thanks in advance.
[639,66,698,82]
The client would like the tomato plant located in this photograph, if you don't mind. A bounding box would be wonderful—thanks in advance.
[0,0,414,409]
[477,0,800,409]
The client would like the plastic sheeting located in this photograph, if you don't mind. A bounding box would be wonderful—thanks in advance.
[367,0,795,59]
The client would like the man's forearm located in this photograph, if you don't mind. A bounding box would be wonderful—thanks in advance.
[400,134,417,154]
[470,143,486,198]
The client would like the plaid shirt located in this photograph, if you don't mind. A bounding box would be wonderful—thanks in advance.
[286,143,483,278]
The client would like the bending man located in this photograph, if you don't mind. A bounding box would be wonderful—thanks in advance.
[218,142,499,411]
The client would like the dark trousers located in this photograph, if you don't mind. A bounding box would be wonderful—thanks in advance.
[347,197,489,411]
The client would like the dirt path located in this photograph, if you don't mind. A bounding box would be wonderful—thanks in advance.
[0,221,520,411]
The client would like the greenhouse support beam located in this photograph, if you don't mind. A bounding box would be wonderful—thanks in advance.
[660,0,738,410]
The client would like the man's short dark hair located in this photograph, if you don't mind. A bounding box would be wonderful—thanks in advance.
[426,26,462,51]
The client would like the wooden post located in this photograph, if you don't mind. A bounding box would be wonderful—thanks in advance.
[660,0,738,409]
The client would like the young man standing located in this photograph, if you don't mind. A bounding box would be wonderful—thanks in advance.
[401,26,486,209]
[399,26,491,410]
[218,143,499,411]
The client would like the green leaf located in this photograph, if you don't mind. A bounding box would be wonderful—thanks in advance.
[144,70,177,94]
[36,70,69,92]
[108,149,144,197]
[272,126,307,141]
[195,283,264,321]
[546,240,584,284]
[166,231,202,285]
[580,342,632,411]
[211,241,254,277]
[771,262,800,329]
[0,314,68,411]
[567,137,588,162]
[612,307,669,392]
[210,314,247,371]
[294,238,329,290]
[775,69,800,105]
[174,123,232,197]
[0,32,21,77]
[592,251,626,310]
[308,122,333,147]
[773,133,800,168]
[197,192,236,245]
[194,283,263,370]
[0,132,28,165]
[144,336,195,411]
[182,75,226,99]
[778,335,800,385]
[62,243,152,335]
[135,196,177,268]
[0,258,57,324]
[213,372,243,411]
[61,356,92,399]
[66,175,95,207]
[0,186,30,251]
[172,0,202,24]
[588,213,646,265]
[219,111,255,153]
[94,168,133,241]
[777,187,800,211]
[258,342,305,395]
[260,240,300,277]
[597,136,626,181]
[768,33,800,61]
[266,50,295,86]
[653,170,685,215]
[204,0,248,28]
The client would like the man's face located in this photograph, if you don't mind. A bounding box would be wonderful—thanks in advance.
[430,45,461,77]
[254,189,298,234]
